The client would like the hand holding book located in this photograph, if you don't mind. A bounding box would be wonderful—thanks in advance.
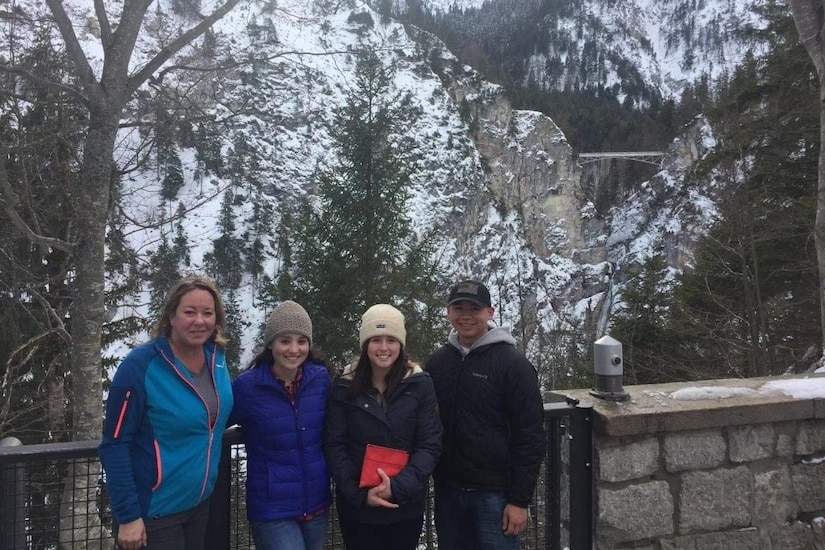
[358,444,409,488]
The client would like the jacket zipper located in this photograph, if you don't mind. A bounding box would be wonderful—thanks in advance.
[160,344,220,502]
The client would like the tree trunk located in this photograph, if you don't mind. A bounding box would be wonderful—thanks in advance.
[58,114,119,549]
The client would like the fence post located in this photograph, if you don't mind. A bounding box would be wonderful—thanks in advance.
[568,405,593,550]
[0,437,26,550]
[545,411,562,549]
[205,438,231,550]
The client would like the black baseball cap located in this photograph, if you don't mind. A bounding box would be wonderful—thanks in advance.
[447,280,492,308]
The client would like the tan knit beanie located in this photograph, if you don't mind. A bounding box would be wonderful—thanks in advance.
[359,304,406,348]
[263,300,312,347]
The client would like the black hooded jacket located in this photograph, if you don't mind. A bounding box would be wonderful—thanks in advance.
[425,327,545,508]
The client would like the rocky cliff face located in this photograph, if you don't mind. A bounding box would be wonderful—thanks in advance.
[414,20,718,349]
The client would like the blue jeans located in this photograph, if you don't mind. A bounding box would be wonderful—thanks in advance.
[434,487,520,550]
[250,511,328,550]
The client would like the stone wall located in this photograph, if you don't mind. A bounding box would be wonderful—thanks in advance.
[555,374,825,550]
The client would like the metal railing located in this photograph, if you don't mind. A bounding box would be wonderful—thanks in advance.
[0,400,592,550]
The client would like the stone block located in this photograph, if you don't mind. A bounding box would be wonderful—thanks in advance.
[598,437,659,482]
[752,464,797,526]
[776,426,795,458]
[729,424,775,462]
[664,428,725,472]
[768,521,814,550]
[796,420,825,455]
[679,467,752,532]
[660,528,768,550]
[597,480,674,544]
[813,516,825,550]
[792,462,825,512]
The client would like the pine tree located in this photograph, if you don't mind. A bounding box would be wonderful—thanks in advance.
[0,33,85,441]
[173,202,191,267]
[222,288,246,375]
[195,119,224,177]
[285,50,443,365]
[245,195,273,293]
[610,254,687,383]
[148,235,182,319]
[670,0,819,378]
[159,146,185,201]
[204,189,244,290]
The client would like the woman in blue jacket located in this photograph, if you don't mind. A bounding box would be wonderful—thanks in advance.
[324,304,442,550]
[99,276,234,550]
[230,300,332,550]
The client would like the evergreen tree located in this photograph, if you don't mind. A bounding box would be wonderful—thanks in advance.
[195,119,224,177]
[173,202,191,267]
[148,235,182,319]
[610,254,687,383]
[285,50,443,365]
[204,189,244,290]
[159,145,185,201]
[670,0,819,378]
[222,288,246,375]
[0,33,85,441]
[244,194,273,294]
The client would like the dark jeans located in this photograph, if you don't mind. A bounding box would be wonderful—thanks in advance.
[434,486,520,550]
[338,514,423,550]
[116,499,211,550]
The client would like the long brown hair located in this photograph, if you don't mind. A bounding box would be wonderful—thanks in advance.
[347,341,412,399]
[150,276,229,347]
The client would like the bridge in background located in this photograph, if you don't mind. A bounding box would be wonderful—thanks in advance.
[578,151,666,167]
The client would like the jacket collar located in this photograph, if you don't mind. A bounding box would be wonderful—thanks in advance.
[448,325,515,355]
[340,360,423,380]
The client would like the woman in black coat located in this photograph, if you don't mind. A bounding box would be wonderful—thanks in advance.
[324,304,442,550]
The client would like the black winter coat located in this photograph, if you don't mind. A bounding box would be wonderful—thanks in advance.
[323,366,442,524]
[426,333,545,508]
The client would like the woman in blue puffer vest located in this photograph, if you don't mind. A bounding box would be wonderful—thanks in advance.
[230,300,332,550]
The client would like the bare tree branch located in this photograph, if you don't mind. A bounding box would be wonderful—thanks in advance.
[0,147,76,253]
[43,0,97,88]
[127,0,242,96]
[0,65,88,104]
[94,0,113,47]
[151,46,356,83]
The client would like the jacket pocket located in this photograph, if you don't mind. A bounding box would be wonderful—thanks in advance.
[152,439,163,491]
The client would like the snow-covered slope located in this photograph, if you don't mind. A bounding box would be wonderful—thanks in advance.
[6,0,733,382]
[411,0,764,101]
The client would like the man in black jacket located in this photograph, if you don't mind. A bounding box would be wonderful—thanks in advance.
[426,279,545,550]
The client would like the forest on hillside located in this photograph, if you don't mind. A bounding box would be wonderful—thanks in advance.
[0,0,822,447]
[391,0,823,383]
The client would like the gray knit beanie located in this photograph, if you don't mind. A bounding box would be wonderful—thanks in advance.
[359,304,406,348]
[263,300,313,347]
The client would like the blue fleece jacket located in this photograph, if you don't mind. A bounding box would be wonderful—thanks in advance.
[98,337,233,523]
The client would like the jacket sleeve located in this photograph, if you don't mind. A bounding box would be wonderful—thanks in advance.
[390,375,443,506]
[98,356,148,524]
[504,353,545,508]
[228,376,248,428]
[323,390,369,509]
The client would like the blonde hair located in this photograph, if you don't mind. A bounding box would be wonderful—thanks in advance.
[150,276,229,347]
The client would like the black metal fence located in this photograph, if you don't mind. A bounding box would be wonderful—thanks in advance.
[0,400,592,550]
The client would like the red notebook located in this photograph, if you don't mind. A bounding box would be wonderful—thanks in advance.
[358,444,410,488]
